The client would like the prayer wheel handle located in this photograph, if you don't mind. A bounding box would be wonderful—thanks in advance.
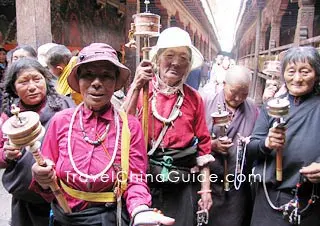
[267,98,290,183]
[210,103,230,192]
[125,0,161,147]
[27,142,72,213]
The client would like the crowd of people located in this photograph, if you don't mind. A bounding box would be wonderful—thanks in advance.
[0,27,319,226]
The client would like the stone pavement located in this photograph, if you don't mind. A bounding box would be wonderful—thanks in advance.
[0,170,11,226]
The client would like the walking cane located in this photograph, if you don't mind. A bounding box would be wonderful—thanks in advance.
[2,104,71,213]
[266,98,290,182]
[125,0,161,147]
[211,103,230,191]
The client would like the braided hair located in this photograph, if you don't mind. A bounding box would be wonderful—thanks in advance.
[1,58,65,116]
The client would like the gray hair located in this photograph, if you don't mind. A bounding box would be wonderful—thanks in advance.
[46,44,72,67]
[225,65,252,86]
[281,46,320,95]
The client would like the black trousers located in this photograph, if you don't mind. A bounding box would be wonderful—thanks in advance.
[52,202,129,226]
[150,182,200,226]
[11,197,50,226]
[207,182,252,226]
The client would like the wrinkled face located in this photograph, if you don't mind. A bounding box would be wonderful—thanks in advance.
[222,58,230,70]
[157,47,191,86]
[224,83,249,109]
[284,62,316,97]
[78,61,117,111]
[0,50,6,64]
[12,49,33,63]
[14,68,47,106]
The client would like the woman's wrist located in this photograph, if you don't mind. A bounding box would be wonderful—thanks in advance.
[131,204,149,217]
[197,189,212,194]
[131,81,141,92]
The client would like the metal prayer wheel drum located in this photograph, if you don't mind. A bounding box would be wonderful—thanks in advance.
[132,12,161,37]
[211,111,229,127]
[267,98,290,118]
[262,60,281,78]
[2,107,45,147]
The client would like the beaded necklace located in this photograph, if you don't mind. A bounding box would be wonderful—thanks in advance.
[151,91,184,124]
[263,160,318,225]
[67,103,120,180]
[79,108,110,146]
[234,138,247,190]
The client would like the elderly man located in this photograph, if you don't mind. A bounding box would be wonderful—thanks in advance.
[201,65,258,226]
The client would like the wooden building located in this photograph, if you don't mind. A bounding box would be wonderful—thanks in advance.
[233,0,320,104]
[0,0,220,76]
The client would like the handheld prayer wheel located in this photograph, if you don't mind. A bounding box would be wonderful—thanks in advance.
[2,104,71,213]
[267,98,290,118]
[210,110,229,127]
[211,104,230,191]
[125,0,161,147]
[267,98,290,182]
[262,60,281,79]
[262,60,282,92]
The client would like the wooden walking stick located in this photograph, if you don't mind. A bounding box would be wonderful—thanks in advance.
[125,0,160,147]
[2,104,72,213]
[211,103,230,191]
[267,98,290,182]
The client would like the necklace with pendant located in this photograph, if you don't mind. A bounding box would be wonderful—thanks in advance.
[67,103,120,180]
[79,108,110,146]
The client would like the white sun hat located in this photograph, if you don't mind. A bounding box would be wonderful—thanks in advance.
[150,27,204,70]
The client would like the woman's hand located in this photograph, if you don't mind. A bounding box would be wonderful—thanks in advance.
[263,81,278,102]
[211,137,233,155]
[3,142,22,161]
[132,205,175,226]
[31,159,56,189]
[265,126,286,150]
[132,60,154,91]
[300,162,320,183]
[198,192,213,211]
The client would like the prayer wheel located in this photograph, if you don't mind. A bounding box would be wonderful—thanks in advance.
[125,0,161,148]
[2,104,72,213]
[262,60,281,79]
[211,104,230,191]
[2,105,45,147]
[132,12,161,37]
[267,98,290,118]
[267,98,290,183]
[211,110,229,127]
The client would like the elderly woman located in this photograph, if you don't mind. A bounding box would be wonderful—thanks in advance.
[202,65,258,226]
[31,43,174,226]
[248,46,320,226]
[0,58,74,226]
[11,45,37,64]
[125,27,214,226]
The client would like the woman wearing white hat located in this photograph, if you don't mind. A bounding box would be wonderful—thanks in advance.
[125,27,214,226]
